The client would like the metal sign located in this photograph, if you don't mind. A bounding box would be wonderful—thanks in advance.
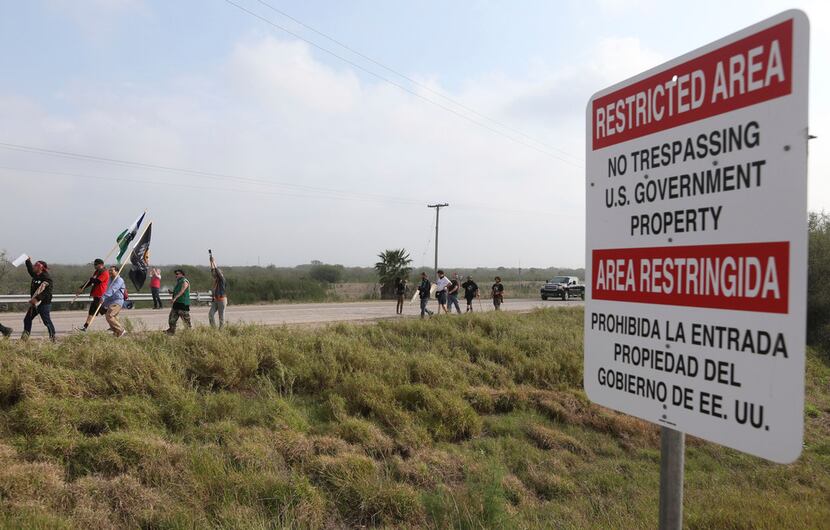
[584,10,809,464]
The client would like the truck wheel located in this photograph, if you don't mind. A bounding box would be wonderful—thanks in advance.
[541,295,548,300]
[580,292,585,300]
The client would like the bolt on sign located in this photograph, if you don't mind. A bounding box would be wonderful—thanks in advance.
[584,10,809,463]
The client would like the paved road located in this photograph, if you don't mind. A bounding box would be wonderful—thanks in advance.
[1,298,584,339]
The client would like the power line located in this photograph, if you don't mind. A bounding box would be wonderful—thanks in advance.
[221,0,583,167]
[0,141,579,217]
[0,165,405,204]
[252,0,583,165]
[0,141,421,206]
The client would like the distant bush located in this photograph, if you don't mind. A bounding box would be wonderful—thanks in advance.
[808,212,830,350]
[309,264,344,284]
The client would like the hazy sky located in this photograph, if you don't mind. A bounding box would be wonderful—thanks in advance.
[1,0,827,268]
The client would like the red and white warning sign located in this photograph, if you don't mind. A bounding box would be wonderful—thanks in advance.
[584,10,809,463]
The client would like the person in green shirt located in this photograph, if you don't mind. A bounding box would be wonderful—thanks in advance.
[165,268,192,335]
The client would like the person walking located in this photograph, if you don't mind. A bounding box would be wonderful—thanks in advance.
[165,268,192,335]
[491,276,505,311]
[0,322,12,338]
[208,253,227,329]
[435,270,451,314]
[101,266,127,337]
[22,258,56,341]
[447,273,462,314]
[76,258,109,331]
[150,268,163,309]
[462,276,479,312]
[417,272,433,319]
[394,277,407,315]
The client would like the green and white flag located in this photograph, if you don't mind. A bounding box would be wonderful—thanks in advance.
[116,211,146,263]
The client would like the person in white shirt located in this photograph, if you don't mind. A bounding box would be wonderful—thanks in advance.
[435,270,451,314]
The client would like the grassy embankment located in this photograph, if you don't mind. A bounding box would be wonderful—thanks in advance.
[0,308,827,529]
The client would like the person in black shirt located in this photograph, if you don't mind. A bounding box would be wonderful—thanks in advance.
[491,276,504,311]
[22,258,56,341]
[461,276,479,312]
[417,272,433,319]
[394,277,407,315]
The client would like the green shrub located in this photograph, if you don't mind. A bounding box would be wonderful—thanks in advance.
[0,308,827,528]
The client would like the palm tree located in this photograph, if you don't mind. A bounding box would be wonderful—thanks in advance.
[375,249,413,299]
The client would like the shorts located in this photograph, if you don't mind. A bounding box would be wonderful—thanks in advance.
[436,291,447,305]
[88,297,103,315]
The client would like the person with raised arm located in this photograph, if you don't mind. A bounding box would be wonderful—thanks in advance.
[208,251,227,330]
[150,268,163,309]
[22,258,56,341]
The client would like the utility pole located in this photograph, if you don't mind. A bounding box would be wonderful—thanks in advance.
[427,203,449,274]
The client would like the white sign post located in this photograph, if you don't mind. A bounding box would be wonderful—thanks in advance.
[584,10,809,528]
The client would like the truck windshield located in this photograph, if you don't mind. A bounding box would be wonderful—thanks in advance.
[549,277,571,283]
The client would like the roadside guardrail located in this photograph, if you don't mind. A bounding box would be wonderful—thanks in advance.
[0,292,214,311]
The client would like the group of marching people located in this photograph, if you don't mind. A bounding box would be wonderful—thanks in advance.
[0,261,509,340]
[394,271,505,318]
[0,253,227,341]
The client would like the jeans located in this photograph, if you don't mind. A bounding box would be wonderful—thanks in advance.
[209,299,226,329]
[23,303,56,340]
[419,297,433,318]
[167,306,192,333]
[448,293,461,313]
[151,287,163,309]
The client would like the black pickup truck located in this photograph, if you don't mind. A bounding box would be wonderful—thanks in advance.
[540,276,585,300]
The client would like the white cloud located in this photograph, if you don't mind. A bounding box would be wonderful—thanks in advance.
[44,0,147,40]
[0,33,590,267]
[1,21,827,268]
[227,37,361,114]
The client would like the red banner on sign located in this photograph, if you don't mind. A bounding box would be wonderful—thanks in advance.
[591,242,789,313]
[591,19,793,150]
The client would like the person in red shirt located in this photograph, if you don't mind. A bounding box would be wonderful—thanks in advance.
[150,268,163,309]
[76,258,110,331]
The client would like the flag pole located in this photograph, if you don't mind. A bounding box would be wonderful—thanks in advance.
[86,220,152,330]
[69,241,121,306]
[70,209,146,305]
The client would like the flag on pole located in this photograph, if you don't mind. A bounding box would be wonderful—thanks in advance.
[116,212,146,263]
[128,223,152,291]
